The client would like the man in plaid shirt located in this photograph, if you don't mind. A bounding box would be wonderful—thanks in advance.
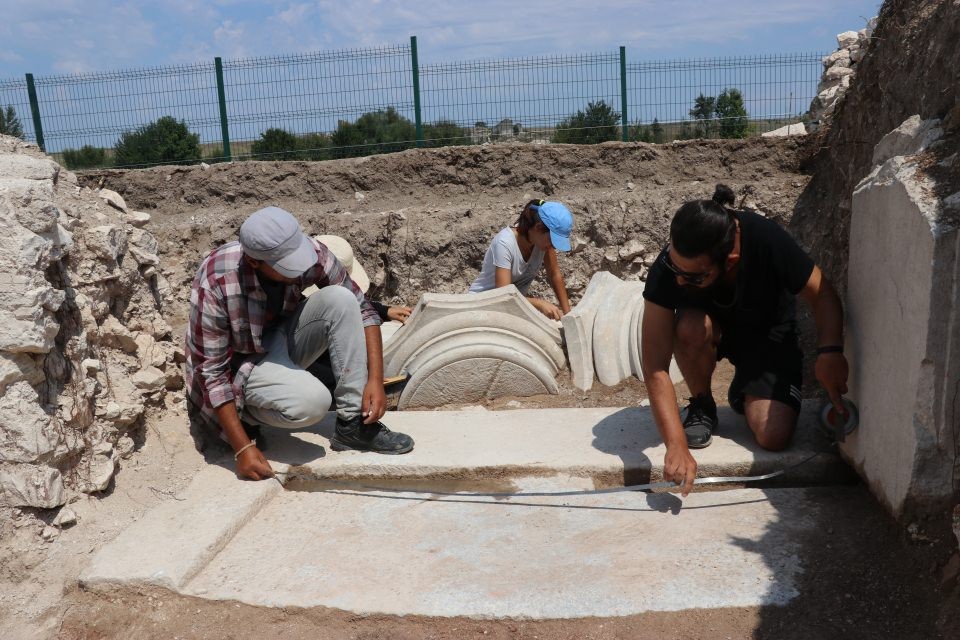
[186,206,414,480]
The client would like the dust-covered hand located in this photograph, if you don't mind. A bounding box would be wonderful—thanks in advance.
[530,298,563,320]
[362,379,387,424]
[387,305,412,323]
[664,446,698,497]
[236,445,274,481]
[815,352,849,415]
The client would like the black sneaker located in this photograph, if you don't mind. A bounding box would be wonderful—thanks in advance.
[682,394,718,449]
[331,416,414,454]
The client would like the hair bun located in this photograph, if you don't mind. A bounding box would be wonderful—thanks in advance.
[712,184,736,207]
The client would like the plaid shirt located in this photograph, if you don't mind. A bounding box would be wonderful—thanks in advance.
[185,238,380,430]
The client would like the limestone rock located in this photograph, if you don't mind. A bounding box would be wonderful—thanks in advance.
[0,278,63,353]
[0,463,65,508]
[124,211,151,228]
[823,49,851,68]
[837,31,859,48]
[823,66,854,82]
[0,352,43,392]
[871,115,943,166]
[0,153,58,181]
[762,123,807,137]
[84,225,127,262]
[132,366,166,392]
[97,188,127,212]
[52,506,77,527]
[116,435,135,459]
[618,239,645,262]
[76,446,117,494]
[98,315,138,352]
[0,382,59,463]
[81,358,101,375]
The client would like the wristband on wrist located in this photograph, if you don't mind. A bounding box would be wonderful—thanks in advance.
[234,441,256,460]
[817,345,843,355]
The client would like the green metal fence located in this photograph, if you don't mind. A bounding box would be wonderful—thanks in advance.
[0,39,825,170]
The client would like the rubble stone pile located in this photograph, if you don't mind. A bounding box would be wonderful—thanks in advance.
[808,18,878,129]
[0,135,181,509]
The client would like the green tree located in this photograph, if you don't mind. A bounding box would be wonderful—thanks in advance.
[689,94,716,138]
[0,105,23,138]
[423,120,471,148]
[250,128,300,160]
[330,107,416,159]
[714,88,749,139]
[650,118,665,143]
[552,100,620,144]
[628,122,653,143]
[114,116,200,167]
[297,132,333,161]
[61,145,108,169]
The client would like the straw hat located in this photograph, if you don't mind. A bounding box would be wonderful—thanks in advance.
[315,234,371,293]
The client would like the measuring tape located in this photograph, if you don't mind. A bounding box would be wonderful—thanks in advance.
[275,399,860,499]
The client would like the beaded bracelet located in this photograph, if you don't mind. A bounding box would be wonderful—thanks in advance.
[234,441,256,460]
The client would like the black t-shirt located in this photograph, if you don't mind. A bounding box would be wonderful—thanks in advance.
[257,273,287,329]
[642,210,814,344]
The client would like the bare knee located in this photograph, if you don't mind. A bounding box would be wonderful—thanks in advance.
[744,398,797,451]
[674,310,714,351]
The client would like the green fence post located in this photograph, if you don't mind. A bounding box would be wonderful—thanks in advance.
[410,36,424,147]
[214,57,232,162]
[619,46,628,142]
[24,73,45,152]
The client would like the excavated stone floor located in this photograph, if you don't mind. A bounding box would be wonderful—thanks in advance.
[81,402,852,618]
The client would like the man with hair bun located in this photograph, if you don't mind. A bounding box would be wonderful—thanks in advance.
[640,184,849,496]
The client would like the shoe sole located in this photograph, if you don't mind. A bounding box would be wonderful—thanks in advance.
[330,439,414,455]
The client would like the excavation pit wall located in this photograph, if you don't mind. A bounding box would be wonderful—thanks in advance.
[81,135,958,523]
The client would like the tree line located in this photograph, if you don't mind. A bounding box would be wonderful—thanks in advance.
[0,88,751,170]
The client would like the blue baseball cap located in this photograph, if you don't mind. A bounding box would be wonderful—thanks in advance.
[535,201,574,251]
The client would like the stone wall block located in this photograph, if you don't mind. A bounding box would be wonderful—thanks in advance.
[0,381,59,463]
[845,116,957,518]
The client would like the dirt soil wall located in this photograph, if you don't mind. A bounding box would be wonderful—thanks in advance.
[83,138,810,334]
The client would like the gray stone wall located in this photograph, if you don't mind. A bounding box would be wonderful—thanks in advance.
[0,136,182,508]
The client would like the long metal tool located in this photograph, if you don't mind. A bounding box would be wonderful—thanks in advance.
[274,450,826,498]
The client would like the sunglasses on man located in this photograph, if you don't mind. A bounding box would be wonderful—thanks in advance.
[659,246,713,286]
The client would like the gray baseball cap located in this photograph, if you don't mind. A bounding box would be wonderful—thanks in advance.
[238,206,317,278]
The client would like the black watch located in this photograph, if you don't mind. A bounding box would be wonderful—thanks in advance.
[816,345,843,355]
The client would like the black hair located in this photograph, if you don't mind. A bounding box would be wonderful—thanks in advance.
[670,199,737,265]
[515,199,545,237]
[712,183,736,207]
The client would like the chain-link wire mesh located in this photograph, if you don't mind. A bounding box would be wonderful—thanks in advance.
[419,52,621,145]
[0,78,34,141]
[626,53,824,140]
[0,44,827,170]
[221,45,414,161]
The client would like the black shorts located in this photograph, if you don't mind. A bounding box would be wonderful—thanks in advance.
[716,331,803,415]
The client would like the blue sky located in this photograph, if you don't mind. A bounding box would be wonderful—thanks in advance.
[2,0,882,78]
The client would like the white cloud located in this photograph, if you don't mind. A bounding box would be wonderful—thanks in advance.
[0,0,882,77]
